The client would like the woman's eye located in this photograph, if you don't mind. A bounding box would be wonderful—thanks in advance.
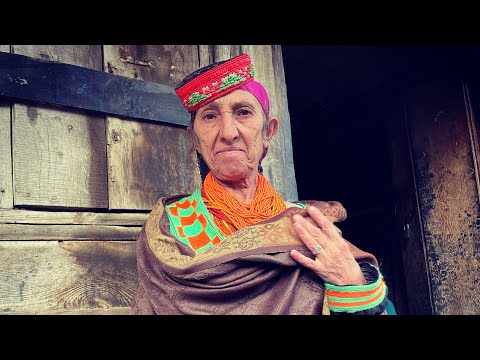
[203,113,216,120]
[238,109,252,116]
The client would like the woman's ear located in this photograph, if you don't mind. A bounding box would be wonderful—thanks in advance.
[187,126,200,152]
[265,116,279,142]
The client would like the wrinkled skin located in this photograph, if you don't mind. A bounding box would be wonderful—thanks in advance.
[188,89,278,204]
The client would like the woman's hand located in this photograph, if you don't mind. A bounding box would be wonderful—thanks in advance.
[290,205,366,286]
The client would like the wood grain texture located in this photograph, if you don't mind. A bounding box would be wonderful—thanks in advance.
[12,45,102,70]
[103,45,197,87]
[0,51,189,126]
[104,45,202,210]
[0,224,141,241]
[11,45,108,209]
[0,209,147,225]
[199,45,214,68]
[0,100,12,209]
[213,45,243,62]
[271,45,298,201]
[13,103,108,208]
[0,45,12,208]
[0,241,137,314]
[244,45,299,201]
[107,119,200,209]
[407,78,480,314]
[17,307,132,315]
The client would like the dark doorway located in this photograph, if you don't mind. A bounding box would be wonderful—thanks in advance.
[282,45,480,315]
[281,45,424,314]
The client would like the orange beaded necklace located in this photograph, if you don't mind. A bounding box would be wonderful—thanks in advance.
[202,171,286,236]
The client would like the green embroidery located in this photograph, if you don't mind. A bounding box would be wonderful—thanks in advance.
[220,74,246,90]
[188,92,208,107]
[249,64,255,76]
[184,219,204,236]
[165,189,225,252]
[296,202,307,209]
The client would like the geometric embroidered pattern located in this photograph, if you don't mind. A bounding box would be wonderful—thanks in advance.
[165,189,224,253]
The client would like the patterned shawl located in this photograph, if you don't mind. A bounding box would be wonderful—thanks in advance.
[131,195,378,315]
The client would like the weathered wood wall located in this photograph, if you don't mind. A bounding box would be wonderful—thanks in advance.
[0,45,298,314]
[0,45,12,209]
[405,78,480,314]
[12,45,108,209]
[104,45,202,210]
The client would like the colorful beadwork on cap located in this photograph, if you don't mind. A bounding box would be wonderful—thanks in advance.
[176,53,255,112]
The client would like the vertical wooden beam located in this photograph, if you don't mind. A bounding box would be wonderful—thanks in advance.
[198,45,214,68]
[244,45,299,201]
[271,45,298,201]
[104,45,202,210]
[0,45,13,209]
[11,45,108,209]
[407,78,480,314]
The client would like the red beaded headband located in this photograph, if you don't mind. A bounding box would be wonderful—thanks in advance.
[175,53,255,112]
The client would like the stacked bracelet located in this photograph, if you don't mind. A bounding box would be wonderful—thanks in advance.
[324,262,388,315]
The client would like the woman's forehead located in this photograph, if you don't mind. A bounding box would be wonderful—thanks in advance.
[199,90,261,110]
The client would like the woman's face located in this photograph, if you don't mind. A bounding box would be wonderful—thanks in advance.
[190,89,278,183]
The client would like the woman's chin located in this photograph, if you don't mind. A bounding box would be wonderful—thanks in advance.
[215,166,255,182]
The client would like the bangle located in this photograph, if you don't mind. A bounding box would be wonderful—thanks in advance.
[324,263,388,315]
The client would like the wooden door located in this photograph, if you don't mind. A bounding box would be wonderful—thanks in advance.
[392,73,480,314]
[0,44,297,314]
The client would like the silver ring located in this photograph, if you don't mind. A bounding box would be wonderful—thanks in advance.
[313,245,323,255]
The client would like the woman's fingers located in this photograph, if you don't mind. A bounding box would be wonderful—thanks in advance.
[290,249,317,268]
[292,214,327,254]
[290,204,366,285]
[305,205,342,241]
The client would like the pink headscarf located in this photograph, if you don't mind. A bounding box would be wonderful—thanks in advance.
[238,80,271,164]
[238,80,270,118]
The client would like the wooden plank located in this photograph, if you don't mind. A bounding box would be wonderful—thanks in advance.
[407,77,480,314]
[271,45,299,201]
[0,241,137,314]
[0,209,147,225]
[243,45,299,201]
[13,103,109,208]
[0,45,12,209]
[213,45,243,62]
[0,51,189,126]
[0,99,12,209]
[13,45,103,69]
[104,45,202,210]
[0,224,141,241]
[199,45,214,68]
[11,45,108,209]
[18,307,132,315]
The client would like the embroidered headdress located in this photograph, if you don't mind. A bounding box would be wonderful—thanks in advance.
[175,53,270,117]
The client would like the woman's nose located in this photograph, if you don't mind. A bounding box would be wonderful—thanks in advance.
[219,114,239,142]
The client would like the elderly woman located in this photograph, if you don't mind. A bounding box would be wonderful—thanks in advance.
[131,53,389,315]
